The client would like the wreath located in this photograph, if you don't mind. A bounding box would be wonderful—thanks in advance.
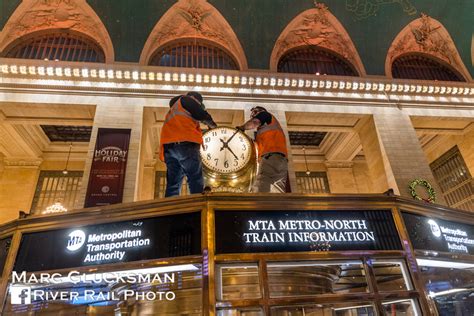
[409,179,436,203]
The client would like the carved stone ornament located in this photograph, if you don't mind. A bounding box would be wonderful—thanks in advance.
[324,160,354,169]
[3,158,43,168]
[386,13,471,80]
[345,0,417,20]
[270,1,366,75]
[140,0,247,69]
[0,0,114,62]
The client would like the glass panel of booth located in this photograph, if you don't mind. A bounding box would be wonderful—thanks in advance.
[270,303,375,315]
[215,259,418,314]
[218,301,419,316]
[370,259,413,292]
[401,211,474,316]
[417,259,473,316]
[216,263,261,300]
[3,263,204,315]
[266,261,368,297]
[215,261,371,302]
[381,299,420,316]
[217,307,264,316]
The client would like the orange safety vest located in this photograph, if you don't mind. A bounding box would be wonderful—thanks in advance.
[255,114,288,158]
[159,98,203,161]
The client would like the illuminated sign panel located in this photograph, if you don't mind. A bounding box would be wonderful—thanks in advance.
[402,212,474,255]
[14,212,201,272]
[215,210,401,254]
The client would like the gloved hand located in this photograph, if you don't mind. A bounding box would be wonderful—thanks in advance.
[205,120,217,129]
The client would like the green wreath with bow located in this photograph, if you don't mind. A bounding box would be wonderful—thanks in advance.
[409,179,436,203]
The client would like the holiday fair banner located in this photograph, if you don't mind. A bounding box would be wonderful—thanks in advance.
[85,128,131,207]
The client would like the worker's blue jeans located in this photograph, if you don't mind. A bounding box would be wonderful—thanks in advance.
[163,142,204,197]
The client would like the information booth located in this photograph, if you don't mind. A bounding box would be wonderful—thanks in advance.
[0,194,472,315]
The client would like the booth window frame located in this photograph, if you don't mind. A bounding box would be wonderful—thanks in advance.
[1,195,471,315]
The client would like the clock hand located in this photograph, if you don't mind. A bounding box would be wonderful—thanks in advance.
[224,145,228,164]
[226,145,239,160]
[224,129,239,145]
[219,138,226,151]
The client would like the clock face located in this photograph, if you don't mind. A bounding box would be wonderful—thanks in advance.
[200,127,253,174]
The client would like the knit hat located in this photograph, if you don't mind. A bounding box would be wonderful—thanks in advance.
[187,91,204,106]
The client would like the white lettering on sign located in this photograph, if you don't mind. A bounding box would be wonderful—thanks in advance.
[428,219,474,254]
[243,219,375,245]
[66,225,151,264]
[94,146,128,163]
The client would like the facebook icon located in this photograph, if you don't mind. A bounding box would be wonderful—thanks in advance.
[11,286,31,305]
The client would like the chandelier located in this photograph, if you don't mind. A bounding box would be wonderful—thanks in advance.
[43,202,68,214]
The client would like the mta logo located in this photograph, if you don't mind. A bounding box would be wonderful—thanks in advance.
[11,286,31,305]
[428,220,441,238]
[66,230,86,251]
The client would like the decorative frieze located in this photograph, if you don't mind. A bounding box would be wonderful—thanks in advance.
[3,158,43,168]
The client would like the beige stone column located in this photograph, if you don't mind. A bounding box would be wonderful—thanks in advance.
[357,117,392,192]
[76,103,144,208]
[325,161,358,193]
[359,109,446,204]
[0,159,41,223]
[457,127,474,175]
[137,159,156,201]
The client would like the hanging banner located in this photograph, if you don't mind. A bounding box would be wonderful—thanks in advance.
[85,128,131,207]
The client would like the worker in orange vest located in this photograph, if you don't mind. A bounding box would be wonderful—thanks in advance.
[237,106,288,193]
[160,92,217,197]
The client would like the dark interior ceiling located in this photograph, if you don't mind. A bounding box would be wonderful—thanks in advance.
[289,131,327,147]
[41,125,92,142]
[1,0,473,76]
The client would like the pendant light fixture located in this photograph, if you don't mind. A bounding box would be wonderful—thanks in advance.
[63,142,72,175]
[303,146,311,175]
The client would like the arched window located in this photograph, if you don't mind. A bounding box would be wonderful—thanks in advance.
[1,30,105,63]
[277,46,358,76]
[392,54,465,82]
[149,40,239,70]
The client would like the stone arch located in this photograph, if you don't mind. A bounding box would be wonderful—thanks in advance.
[270,2,365,76]
[140,0,247,70]
[386,13,471,81]
[0,0,114,63]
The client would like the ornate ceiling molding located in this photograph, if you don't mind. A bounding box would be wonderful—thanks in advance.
[345,0,417,20]
[139,0,247,70]
[324,160,354,168]
[0,0,114,63]
[269,2,366,76]
[386,13,472,81]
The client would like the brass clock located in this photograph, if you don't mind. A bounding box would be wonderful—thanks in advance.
[200,127,256,192]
